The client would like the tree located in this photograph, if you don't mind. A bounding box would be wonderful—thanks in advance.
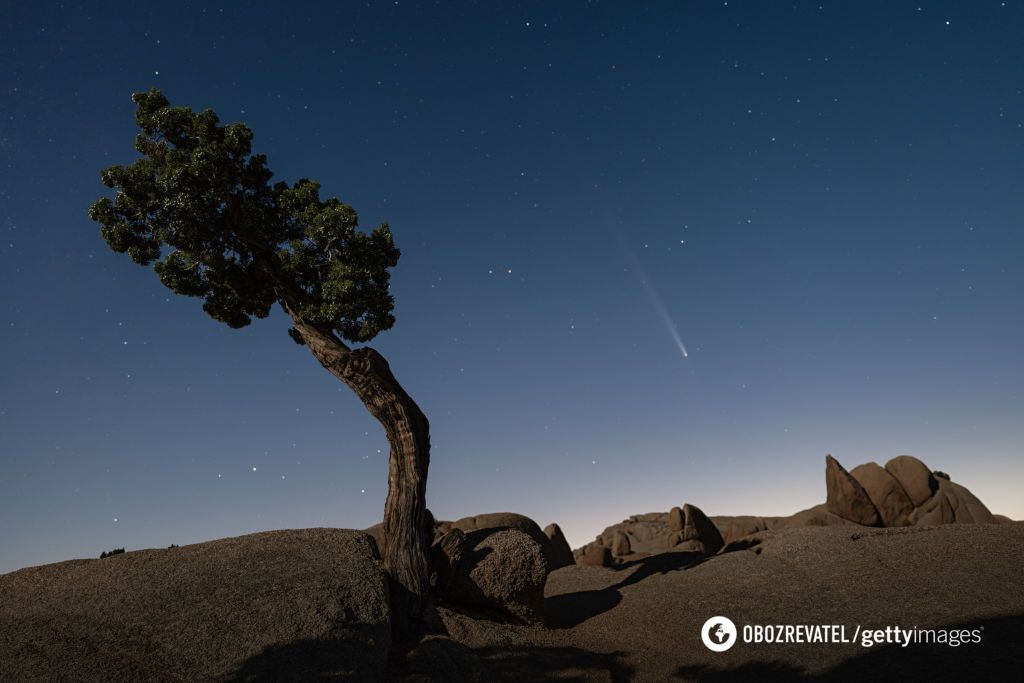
[88,89,431,645]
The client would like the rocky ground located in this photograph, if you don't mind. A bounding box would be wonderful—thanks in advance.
[3,523,1020,681]
[1,454,1019,681]
[425,523,1024,681]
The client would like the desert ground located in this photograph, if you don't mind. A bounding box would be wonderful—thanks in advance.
[2,455,1021,681]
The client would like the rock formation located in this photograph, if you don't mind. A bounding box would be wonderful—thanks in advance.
[574,503,726,564]
[574,454,1005,562]
[370,511,576,577]
[668,506,685,531]
[577,542,613,567]
[849,462,914,526]
[0,529,391,681]
[825,454,882,526]
[937,478,996,524]
[543,523,575,570]
[884,455,937,506]
[665,503,725,555]
[443,528,547,625]
[429,528,465,595]
[611,530,632,557]
[710,515,787,545]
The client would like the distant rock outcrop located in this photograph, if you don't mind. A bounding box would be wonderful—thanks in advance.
[782,503,855,528]
[611,530,632,557]
[847,455,995,527]
[825,454,882,526]
[577,542,613,567]
[0,529,391,681]
[710,515,787,545]
[573,503,726,565]
[938,479,996,524]
[821,454,997,530]
[665,503,725,555]
[668,506,685,532]
[850,462,914,527]
[543,523,575,570]
[885,455,938,507]
[573,454,1005,562]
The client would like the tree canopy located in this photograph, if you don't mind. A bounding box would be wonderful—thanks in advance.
[88,88,400,343]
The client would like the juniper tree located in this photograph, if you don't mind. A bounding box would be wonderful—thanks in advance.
[88,89,431,645]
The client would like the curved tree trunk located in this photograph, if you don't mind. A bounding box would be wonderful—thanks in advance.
[287,314,431,649]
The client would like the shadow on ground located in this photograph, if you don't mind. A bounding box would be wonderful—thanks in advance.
[672,615,1024,682]
[226,631,385,682]
[476,645,635,682]
[547,550,706,629]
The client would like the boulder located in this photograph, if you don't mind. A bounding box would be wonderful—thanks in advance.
[911,489,955,526]
[850,462,914,527]
[908,479,996,527]
[784,503,857,528]
[444,529,547,625]
[664,504,725,555]
[681,503,724,555]
[611,530,632,557]
[825,455,881,526]
[430,528,466,594]
[376,511,574,574]
[669,506,685,532]
[673,539,708,553]
[586,507,725,559]
[885,455,937,507]
[450,512,546,546]
[938,479,996,524]
[711,516,786,544]
[0,529,391,682]
[595,514,670,556]
[577,542,613,567]
[450,512,563,574]
[543,523,575,570]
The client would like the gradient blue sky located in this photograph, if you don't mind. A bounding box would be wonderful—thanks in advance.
[2,1,1022,574]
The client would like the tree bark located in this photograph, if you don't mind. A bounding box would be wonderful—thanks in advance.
[287,313,431,649]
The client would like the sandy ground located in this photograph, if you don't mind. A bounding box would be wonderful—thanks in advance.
[436,523,1024,681]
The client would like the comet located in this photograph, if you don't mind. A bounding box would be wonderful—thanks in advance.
[618,236,690,361]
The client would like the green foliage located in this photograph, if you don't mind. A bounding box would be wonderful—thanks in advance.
[99,548,125,559]
[89,89,400,342]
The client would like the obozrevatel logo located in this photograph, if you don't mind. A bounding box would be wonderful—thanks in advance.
[701,616,738,652]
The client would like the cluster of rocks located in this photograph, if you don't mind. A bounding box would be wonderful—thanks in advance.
[825,454,998,527]
[574,454,1006,562]
[368,512,574,627]
[435,512,575,572]
[574,503,725,567]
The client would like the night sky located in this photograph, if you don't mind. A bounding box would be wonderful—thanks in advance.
[2,1,1022,574]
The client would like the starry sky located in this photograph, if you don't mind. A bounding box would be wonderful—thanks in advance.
[2,1,1022,574]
